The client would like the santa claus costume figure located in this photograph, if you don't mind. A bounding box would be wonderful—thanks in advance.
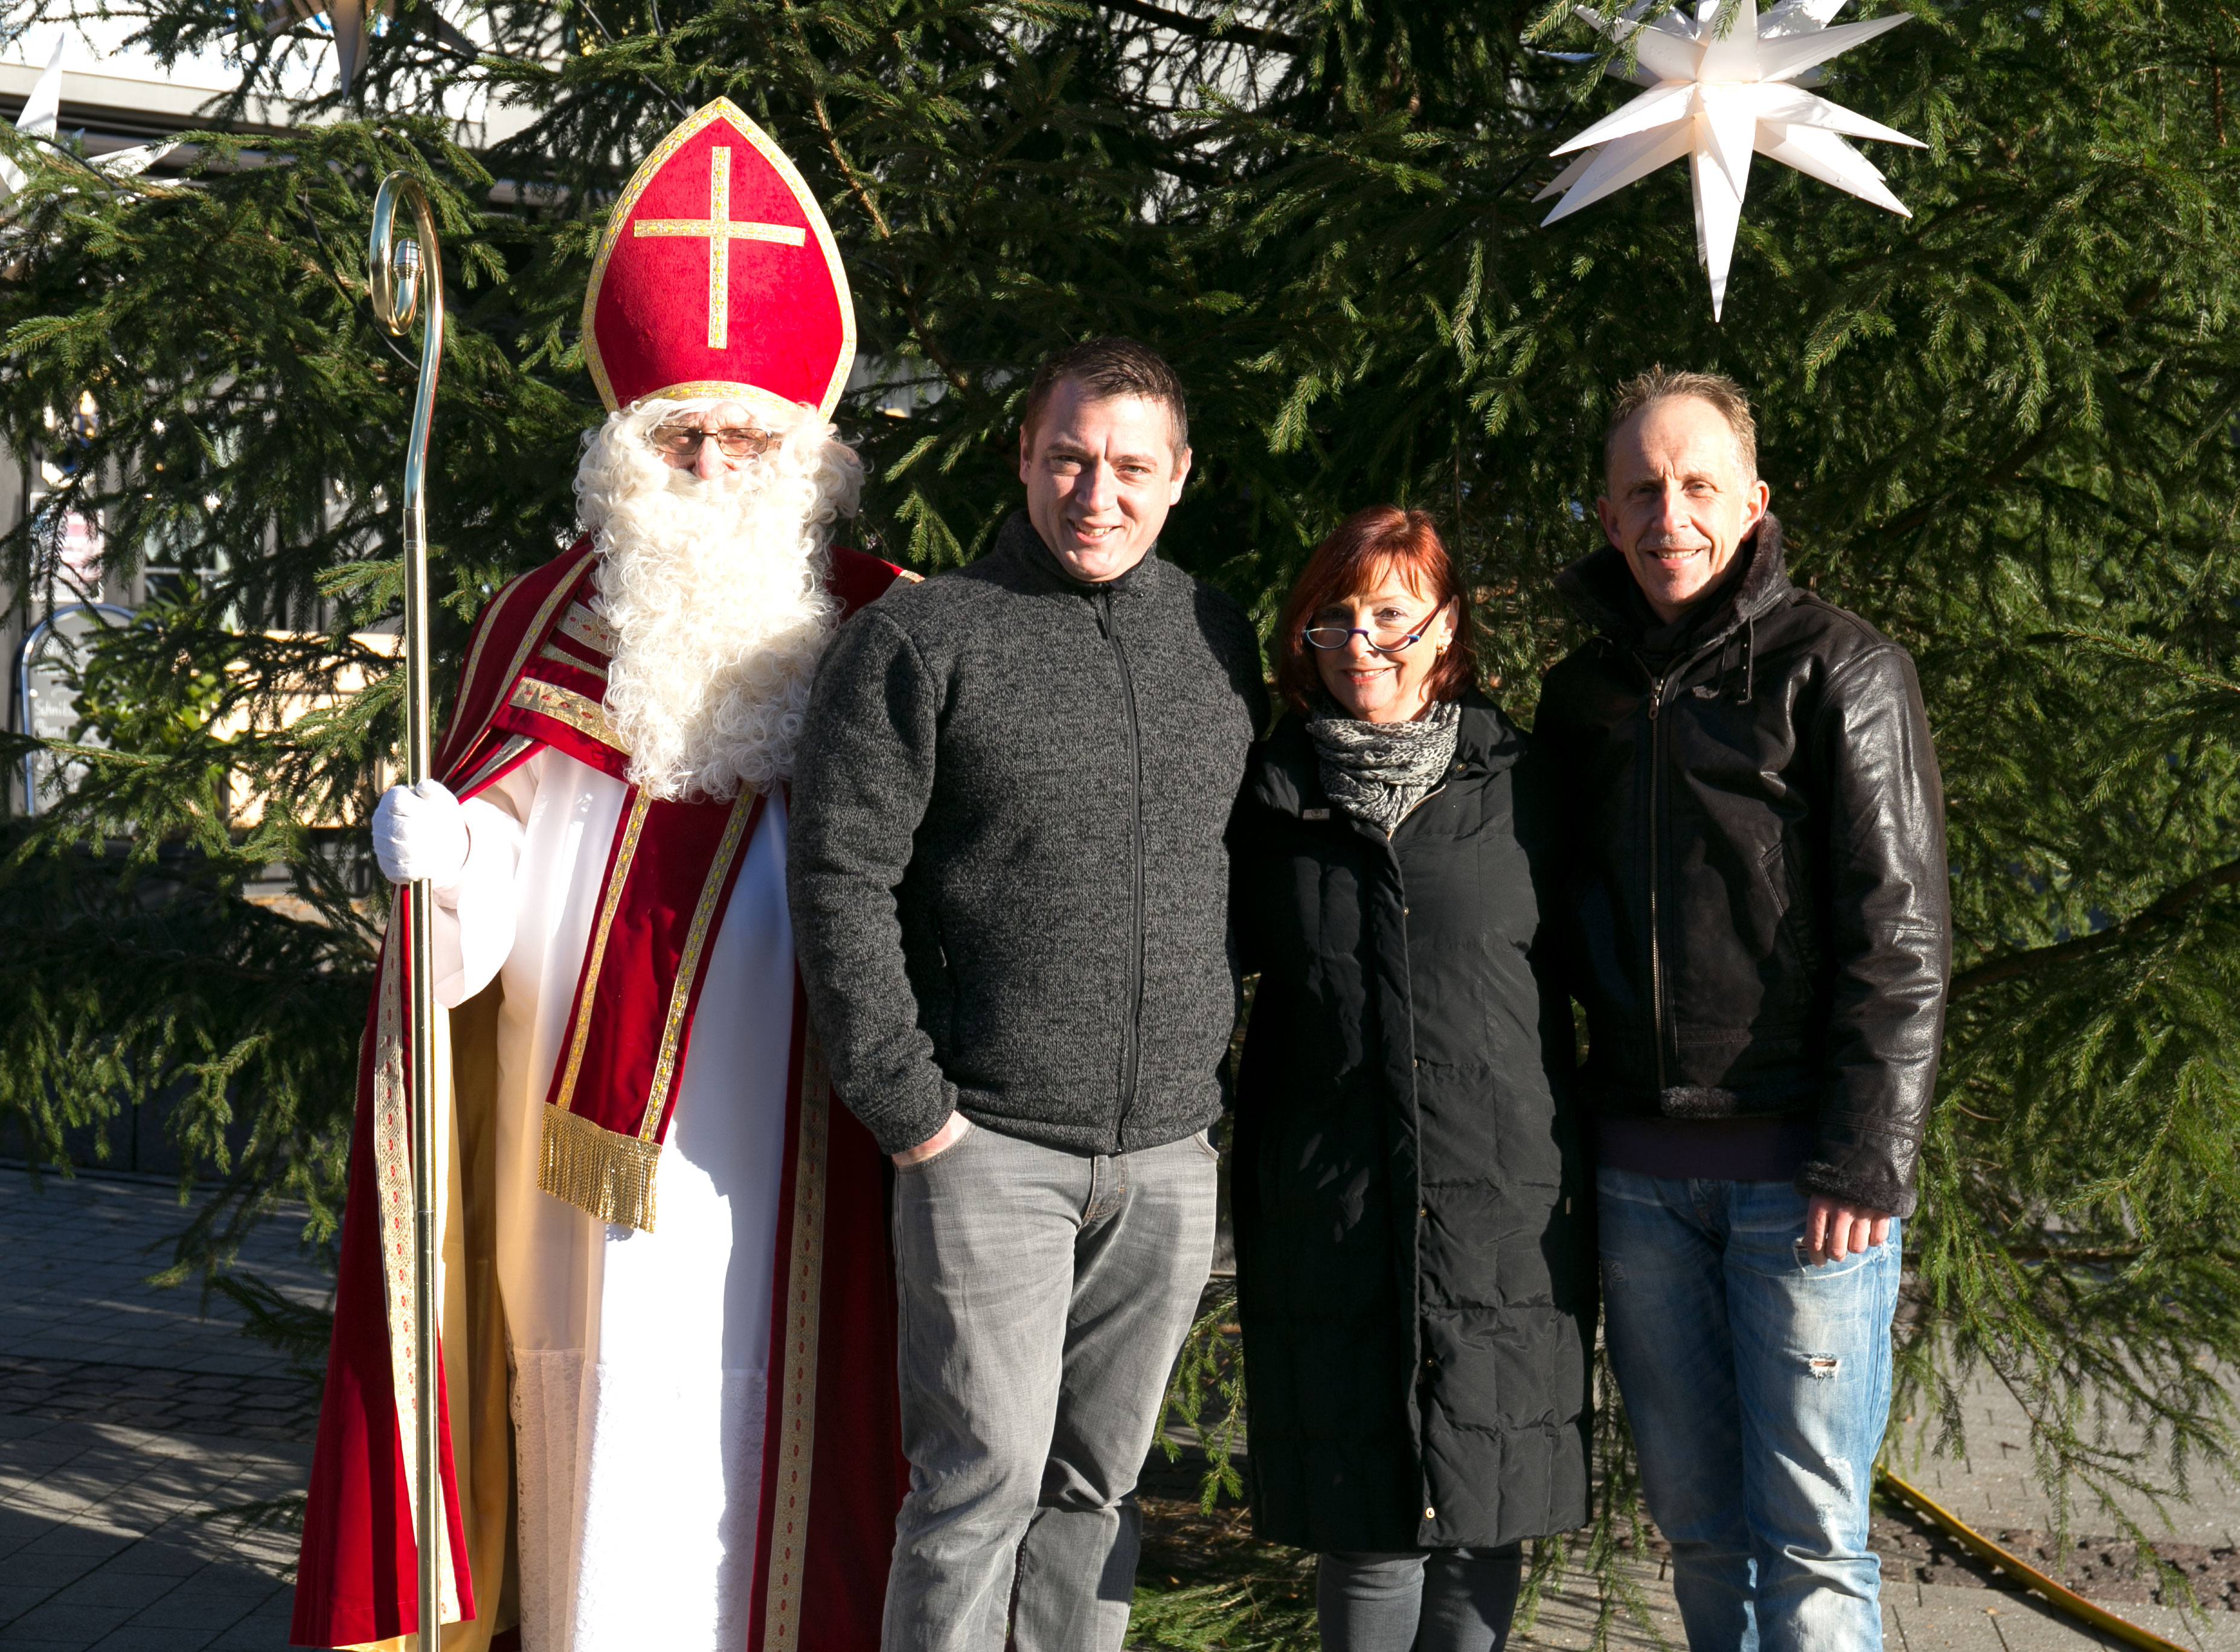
[292,99,909,1652]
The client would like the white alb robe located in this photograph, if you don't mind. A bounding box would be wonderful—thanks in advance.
[431,747,792,1652]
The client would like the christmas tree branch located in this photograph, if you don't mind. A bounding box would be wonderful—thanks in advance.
[1099,0,1305,53]
[777,0,971,396]
[1950,854,2240,999]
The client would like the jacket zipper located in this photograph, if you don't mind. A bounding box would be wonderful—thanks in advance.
[1097,585,1147,1147]
[1387,780,1449,836]
[1377,821,1431,1497]
[1638,625,1744,1091]
[1646,670,1667,1091]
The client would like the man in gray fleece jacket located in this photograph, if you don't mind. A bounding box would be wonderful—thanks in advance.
[789,338,1267,1650]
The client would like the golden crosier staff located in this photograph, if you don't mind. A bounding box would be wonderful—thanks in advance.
[368,170,446,1652]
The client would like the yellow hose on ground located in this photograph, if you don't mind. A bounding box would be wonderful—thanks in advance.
[1875,1470,2190,1652]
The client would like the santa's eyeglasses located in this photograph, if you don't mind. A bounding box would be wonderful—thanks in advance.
[649,424,781,459]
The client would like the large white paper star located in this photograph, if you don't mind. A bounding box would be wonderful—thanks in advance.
[0,36,178,210]
[1538,0,1922,319]
[0,35,65,202]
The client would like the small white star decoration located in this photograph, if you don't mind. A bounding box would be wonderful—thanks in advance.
[1538,0,1922,319]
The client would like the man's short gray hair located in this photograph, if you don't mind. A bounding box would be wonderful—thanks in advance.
[1603,367,1758,484]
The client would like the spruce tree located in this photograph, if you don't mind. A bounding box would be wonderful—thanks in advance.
[2,0,2236,1625]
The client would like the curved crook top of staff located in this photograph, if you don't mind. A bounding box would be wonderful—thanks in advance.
[368,170,444,791]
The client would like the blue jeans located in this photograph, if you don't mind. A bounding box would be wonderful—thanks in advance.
[1597,1168,1901,1652]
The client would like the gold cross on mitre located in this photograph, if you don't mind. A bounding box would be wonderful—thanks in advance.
[633,147,807,351]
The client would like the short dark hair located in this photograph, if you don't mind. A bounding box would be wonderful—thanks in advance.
[1274,506,1478,714]
[1021,338,1190,453]
[1603,366,1758,482]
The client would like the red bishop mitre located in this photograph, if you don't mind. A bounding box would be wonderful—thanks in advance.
[582,97,856,419]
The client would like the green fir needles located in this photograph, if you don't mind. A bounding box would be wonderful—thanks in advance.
[1,0,2237,1638]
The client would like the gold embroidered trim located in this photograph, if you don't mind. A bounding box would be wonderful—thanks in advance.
[457,734,536,799]
[640,793,758,1141]
[510,676,627,755]
[367,936,461,1625]
[538,639,610,682]
[557,601,620,659]
[455,577,525,714]
[479,542,599,738]
[759,1028,832,1650]
[368,941,421,1528]
[634,383,810,426]
[632,146,810,352]
[538,1104,663,1232]
[550,790,652,1118]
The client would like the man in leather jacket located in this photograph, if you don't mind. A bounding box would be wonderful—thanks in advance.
[1538,368,1949,1651]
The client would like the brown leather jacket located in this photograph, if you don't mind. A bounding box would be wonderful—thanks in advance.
[1537,515,1949,1216]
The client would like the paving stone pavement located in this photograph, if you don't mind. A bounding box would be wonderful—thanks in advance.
[2,1169,326,1652]
[1515,1560,2240,1651]
[10,1167,2240,1651]
[1504,1366,2240,1652]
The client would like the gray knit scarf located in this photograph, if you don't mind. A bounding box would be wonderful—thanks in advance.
[1306,698,1462,833]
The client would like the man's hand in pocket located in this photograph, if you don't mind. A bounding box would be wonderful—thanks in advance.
[1804,1196,1891,1264]
[893,1113,972,1169]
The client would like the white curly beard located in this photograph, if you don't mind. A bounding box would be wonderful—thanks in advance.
[573,398,864,803]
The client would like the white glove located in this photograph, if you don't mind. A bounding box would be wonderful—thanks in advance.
[371,778,471,888]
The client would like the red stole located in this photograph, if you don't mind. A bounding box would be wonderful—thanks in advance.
[444,548,774,1233]
[535,788,766,1230]
[292,536,913,1651]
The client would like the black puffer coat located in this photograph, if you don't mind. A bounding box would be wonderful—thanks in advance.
[1230,693,1593,1554]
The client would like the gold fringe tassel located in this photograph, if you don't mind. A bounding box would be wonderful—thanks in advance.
[539,1106,661,1232]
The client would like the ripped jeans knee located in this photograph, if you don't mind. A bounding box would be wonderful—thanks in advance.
[1594,1169,1901,1651]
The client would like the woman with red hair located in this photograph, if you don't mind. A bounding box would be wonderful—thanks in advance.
[1230,507,1593,1650]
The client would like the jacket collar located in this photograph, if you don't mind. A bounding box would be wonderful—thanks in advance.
[1555,511,1793,653]
[996,508,1164,600]
[1251,689,1521,820]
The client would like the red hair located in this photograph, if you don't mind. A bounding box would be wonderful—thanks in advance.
[1275,506,1477,714]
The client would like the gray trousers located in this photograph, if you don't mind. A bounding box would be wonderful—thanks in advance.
[1318,1546,1524,1652]
[882,1119,1219,1651]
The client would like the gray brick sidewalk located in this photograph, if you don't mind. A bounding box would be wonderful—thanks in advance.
[1500,1366,2240,1651]
[8,1167,2239,1651]
[2,1170,324,1652]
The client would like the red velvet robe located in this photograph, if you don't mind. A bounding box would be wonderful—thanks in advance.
[291,537,910,1651]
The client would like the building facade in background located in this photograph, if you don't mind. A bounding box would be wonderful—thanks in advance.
[0,25,538,815]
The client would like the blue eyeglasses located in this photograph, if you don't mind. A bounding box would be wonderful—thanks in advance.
[1302,625,1430,654]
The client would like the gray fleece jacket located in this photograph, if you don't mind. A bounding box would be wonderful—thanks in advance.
[789,510,1268,1157]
